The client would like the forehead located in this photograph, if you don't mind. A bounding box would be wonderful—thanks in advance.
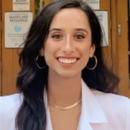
[49,8,90,30]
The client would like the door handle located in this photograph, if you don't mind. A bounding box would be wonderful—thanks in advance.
[118,24,121,36]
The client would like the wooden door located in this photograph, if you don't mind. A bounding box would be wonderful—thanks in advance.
[116,0,130,97]
[1,0,35,95]
[1,0,129,97]
[1,0,112,96]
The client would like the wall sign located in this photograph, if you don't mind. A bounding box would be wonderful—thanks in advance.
[95,11,108,46]
[83,0,100,10]
[13,0,30,11]
[5,12,33,48]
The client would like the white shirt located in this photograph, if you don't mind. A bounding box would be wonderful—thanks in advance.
[0,80,130,130]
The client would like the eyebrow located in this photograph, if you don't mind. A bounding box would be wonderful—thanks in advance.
[75,28,88,34]
[49,28,88,34]
[49,28,63,32]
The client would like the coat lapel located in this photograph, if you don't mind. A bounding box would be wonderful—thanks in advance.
[78,80,108,130]
[44,89,53,130]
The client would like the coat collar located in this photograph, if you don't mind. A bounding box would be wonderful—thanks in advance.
[78,79,107,130]
[44,79,108,130]
[81,79,107,123]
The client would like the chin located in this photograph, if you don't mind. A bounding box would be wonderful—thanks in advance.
[48,67,82,79]
[56,70,81,79]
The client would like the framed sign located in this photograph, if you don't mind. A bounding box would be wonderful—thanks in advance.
[5,12,33,48]
[13,0,30,11]
[83,0,100,10]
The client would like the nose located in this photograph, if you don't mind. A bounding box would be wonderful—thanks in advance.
[61,37,74,55]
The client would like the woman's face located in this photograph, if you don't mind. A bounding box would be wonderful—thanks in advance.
[42,8,95,78]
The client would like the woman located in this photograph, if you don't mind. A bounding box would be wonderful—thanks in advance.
[0,0,130,130]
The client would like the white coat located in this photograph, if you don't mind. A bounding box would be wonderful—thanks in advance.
[0,80,130,130]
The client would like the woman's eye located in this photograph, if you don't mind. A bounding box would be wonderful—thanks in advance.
[52,34,62,39]
[75,35,85,39]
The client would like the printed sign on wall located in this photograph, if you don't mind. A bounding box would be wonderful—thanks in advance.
[95,11,108,46]
[13,0,30,11]
[83,0,100,10]
[5,12,33,48]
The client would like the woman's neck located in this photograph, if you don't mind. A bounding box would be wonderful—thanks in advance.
[47,69,82,107]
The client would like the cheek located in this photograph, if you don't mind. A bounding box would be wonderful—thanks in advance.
[44,39,59,66]
[82,48,91,64]
[78,40,92,56]
[44,38,61,53]
[78,43,92,66]
[44,39,54,53]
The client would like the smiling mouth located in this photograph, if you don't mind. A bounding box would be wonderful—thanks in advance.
[57,57,79,64]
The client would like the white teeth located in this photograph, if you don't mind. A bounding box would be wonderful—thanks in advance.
[58,58,77,63]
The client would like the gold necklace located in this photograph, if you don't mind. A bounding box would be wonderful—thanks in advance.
[49,99,82,111]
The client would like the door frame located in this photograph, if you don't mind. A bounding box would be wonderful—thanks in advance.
[111,0,118,75]
[111,0,130,97]
[117,0,130,97]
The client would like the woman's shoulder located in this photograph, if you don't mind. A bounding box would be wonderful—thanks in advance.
[91,89,130,104]
[0,93,23,129]
[0,93,23,107]
[91,89,130,115]
[0,93,23,116]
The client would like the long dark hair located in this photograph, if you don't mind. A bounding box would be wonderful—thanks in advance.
[16,0,119,130]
